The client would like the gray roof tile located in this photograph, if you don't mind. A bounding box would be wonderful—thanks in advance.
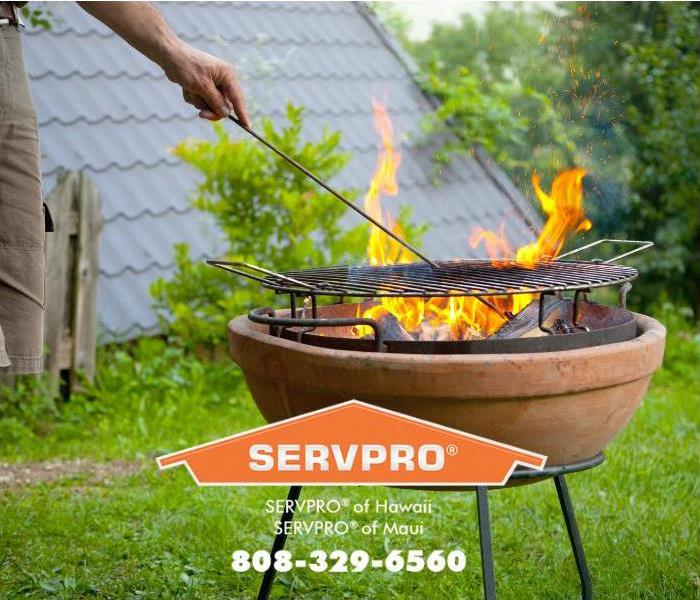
[26,1,539,339]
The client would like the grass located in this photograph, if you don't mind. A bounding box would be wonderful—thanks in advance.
[0,306,698,599]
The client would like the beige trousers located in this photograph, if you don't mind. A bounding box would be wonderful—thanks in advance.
[0,26,44,373]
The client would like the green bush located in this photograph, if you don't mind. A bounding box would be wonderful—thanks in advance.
[0,337,249,459]
[150,105,369,348]
[0,374,59,443]
[623,3,700,313]
[392,2,700,314]
[420,67,578,183]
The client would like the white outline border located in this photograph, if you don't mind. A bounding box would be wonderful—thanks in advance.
[156,400,547,487]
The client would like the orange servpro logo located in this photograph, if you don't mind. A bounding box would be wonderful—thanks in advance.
[156,400,546,486]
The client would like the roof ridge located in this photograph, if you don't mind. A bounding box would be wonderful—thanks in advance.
[103,205,196,225]
[42,138,453,178]
[355,3,428,101]
[99,250,213,278]
[30,69,410,83]
[30,69,164,82]
[26,27,381,49]
[38,104,422,127]
[100,173,470,224]
[98,319,159,339]
[354,3,537,232]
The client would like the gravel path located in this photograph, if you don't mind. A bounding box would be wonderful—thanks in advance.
[0,458,142,490]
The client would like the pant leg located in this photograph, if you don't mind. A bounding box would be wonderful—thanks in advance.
[0,27,44,374]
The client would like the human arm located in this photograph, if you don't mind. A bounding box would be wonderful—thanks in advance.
[78,1,249,124]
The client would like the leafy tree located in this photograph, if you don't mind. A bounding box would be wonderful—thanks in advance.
[552,2,699,311]
[413,7,581,181]
[151,105,368,348]
[621,3,700,311]
[378,1,699,313]
[420,67,578,188]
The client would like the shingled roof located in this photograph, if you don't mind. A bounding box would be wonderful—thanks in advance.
[24,1,539,339]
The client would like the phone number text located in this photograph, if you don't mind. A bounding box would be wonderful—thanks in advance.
[231,549,466,573]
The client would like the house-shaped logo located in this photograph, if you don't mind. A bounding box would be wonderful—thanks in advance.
[157,400,546,486]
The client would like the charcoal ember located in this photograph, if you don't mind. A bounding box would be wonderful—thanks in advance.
[491,296,572,339]
[362,312,414,341]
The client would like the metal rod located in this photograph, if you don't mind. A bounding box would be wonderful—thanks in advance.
[207,260,314,290]
[249,307,385,352]
[228,115,439,268]
[618,282,632,309]
[476,487,497,600]
[554,476,593,600]
[556,239,653,264]
[538,292,555,335]
[256,485,302,600]
[572,288,589,327]
[510,452,603,480]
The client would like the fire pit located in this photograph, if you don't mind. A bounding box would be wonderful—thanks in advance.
[216,244,665,467]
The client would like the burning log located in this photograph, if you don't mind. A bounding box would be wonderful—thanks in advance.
[364,311,486,342]
[417,321,484,342]
[491,296,573,339]
[417,322,453,342]
[366,312,414,342]
[363,297,578,342]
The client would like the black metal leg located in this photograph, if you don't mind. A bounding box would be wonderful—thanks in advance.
[256,485,302,600]
[554,475,593,600]
[476,486,497,600]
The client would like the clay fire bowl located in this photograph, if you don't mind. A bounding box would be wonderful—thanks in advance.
[228,311,665,467]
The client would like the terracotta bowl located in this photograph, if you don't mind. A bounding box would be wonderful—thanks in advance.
[228,311,665,466]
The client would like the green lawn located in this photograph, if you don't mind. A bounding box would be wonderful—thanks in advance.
[0,308,698,599]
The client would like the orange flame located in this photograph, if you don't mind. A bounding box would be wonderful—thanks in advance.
[356,102,591,340]
[365,100,411,266]
[515,169,592,265]
[468,168,591,320]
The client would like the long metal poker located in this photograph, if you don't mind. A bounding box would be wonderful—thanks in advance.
[228,115,439,268]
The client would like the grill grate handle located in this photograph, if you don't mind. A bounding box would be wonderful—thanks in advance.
[557,239,653,263]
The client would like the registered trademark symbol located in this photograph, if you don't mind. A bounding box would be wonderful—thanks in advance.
[341,498,350,507]
[350,521,359,529]
[446,444,458,456]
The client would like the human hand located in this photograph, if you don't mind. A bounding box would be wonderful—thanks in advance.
[164,42,249,125]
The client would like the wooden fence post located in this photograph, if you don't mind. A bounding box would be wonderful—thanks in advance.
[43,171,102,392]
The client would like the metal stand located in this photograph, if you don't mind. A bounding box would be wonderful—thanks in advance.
[256,455,603,600]
[476,486,497,600]
[256,485,302,600]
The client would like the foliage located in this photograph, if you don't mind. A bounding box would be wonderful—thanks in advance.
[408,6,583,190]
[20,6,53,30]
[0,375,60,444]
[621,3,700,312]
[0,337,249,460]
[150,105,370,348]
[380,2,700,313]
[367,1,413,48]
[652,303,700,386]
[420,67,578,184]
